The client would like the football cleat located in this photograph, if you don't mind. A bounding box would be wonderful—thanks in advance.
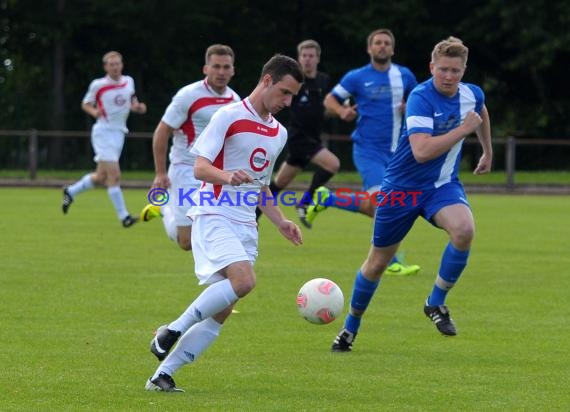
[150,325,181,361]
[384,262,421,276]
[140,204,161,222]
[295,204,312,229]
[304,186,331,226]
[122,215,139,228]
[331,328,356,352]
[424,302,457,336]
[62,187,74,214]
[145,373,185,392]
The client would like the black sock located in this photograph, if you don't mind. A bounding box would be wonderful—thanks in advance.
[303,168,334,204]
[269,181,282,196]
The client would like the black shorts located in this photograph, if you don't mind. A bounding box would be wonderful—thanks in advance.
[284,137,324,169]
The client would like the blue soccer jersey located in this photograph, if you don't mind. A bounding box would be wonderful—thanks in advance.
[331,63,417,154]
[383,78,485,190]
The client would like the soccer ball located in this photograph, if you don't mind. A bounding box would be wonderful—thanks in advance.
[296,278,344,325]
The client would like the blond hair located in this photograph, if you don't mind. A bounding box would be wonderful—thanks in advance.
[431,36,469,64]
[102,51,122,64]
[297,39,321,57]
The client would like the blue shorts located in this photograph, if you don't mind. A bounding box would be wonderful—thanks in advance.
[372,181,470,247]
[353,146,392,191]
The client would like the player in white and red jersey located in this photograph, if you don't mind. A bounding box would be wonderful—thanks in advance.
[186,97,289,225]
[145,54,304,393]
[62,51,147,228]
[139,44,240,250]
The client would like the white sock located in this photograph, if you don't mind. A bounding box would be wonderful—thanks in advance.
[107,186,129,220]
[153,318,222,379]
[161,204,177,242]
[168,278,238,333]
[67,174,94,197]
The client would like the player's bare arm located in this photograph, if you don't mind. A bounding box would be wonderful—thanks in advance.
[258,188,303,245]
[194,156,253,186]
[410,111,482,163]
[323,93,357,122]
[81,102,99,119]
[151,121,174,189]
[473,105,493,175]
[130,96,147,114]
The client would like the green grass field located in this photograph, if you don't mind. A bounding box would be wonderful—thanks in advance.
[1,188,569,411]
[1,169,570,185]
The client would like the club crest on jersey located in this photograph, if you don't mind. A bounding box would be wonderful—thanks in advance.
[250,148,270,172]
[114,94,127,106]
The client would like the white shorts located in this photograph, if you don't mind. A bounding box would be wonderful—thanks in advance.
[191,214,258,285]
[91,127,125,162]
[165,163,201,227]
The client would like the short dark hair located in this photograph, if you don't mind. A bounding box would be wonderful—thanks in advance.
[259,54,304,84]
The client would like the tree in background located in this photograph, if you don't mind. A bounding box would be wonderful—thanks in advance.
[1,0,569,169]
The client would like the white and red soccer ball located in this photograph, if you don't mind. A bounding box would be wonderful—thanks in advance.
[296,278,344,325]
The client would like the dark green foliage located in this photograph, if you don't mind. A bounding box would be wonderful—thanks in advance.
[1,0,569,165]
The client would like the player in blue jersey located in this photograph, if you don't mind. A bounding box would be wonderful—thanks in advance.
[331,36,493,352]
[308,28,420,276]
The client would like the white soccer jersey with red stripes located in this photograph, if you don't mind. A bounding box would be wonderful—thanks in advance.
[162,79,240,166]
[82,75,136,132]
[189,98,288,223]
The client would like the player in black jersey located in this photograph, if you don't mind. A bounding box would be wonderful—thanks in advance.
[256,39,340,228]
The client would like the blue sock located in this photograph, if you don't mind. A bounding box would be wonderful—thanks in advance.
[428,243,470,306]
[329,191,360,212]
[344,271,380,334]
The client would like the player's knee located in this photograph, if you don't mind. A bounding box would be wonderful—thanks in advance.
[327,156,341,173]
[362,256,388,280]
[274,175,291,188]
[177,231,192,251]
[450,223,474,248]
[232,272,256,297]
[360,199,375,217]
[91,176,103,186]
[177,240,192,251]
[105,174,120,186]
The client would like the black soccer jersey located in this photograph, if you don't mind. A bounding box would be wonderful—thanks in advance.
[288,72,331,141]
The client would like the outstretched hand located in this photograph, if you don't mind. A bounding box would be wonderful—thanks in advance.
[278,219,303,246]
